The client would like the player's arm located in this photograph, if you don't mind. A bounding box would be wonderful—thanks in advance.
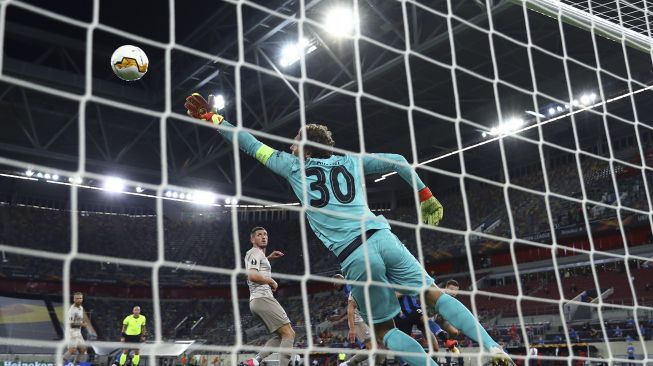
[68,308,78,328]
[141,321,147,340]
[362,153,443,225]
[247,270,278,291]
[121,322,127,341]
[442,321,460,338]
[184,93,296,178]
[267,250,285,261]
[346,298,357,343]
[245,252,278,290]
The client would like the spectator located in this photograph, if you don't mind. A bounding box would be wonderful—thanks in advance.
[627,343,635,366]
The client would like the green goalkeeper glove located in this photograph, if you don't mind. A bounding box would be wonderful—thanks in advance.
[184,93,224,126]
[419,187,443,226]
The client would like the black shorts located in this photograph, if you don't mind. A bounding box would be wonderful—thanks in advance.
[124,335,142,343]
[394,314,426,336]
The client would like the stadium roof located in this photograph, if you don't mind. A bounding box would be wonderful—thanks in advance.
[1,0,652,204]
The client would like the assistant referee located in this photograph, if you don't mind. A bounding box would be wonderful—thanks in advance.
[119,306,147,366]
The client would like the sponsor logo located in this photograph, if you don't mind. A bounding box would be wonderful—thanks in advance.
[4,362,55,366]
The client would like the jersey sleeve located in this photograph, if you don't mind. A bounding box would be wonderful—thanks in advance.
[362,153,426,191]
[141,316,146,326]
[217,121,297,178]
[245,251,263,271]
[123,316,130,325]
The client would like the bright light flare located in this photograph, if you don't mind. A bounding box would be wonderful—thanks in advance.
[280,38,317,67]
[214,94,225,110]
[104,177,125,192]
[193,190,216,205]
[324,7,357,36]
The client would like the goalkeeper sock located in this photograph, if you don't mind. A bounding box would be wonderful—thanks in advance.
[434,294,499,351]
[132,355,140,366]
[383,328,437,366]
[119,354,127,366]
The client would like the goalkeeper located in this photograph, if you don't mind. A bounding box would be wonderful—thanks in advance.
[184,93,511,366]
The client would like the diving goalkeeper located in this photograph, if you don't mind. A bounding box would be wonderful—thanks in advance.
[184,93,512,366]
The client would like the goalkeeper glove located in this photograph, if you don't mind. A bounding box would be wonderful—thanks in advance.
[419,187,443,226]
[184,93,224,126]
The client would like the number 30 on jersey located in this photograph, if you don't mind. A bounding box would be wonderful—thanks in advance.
[305,166,355,207]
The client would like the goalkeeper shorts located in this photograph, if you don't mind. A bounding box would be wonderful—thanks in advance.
[341,228,434,324]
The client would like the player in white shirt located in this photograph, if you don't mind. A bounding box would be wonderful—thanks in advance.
[331,274,384,366]
[244,227,294,366]
[64,292,88,364]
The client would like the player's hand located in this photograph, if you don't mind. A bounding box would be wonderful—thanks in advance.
[184,93,224,126]
[418,187,443,226]
[348,329,357,344]
[269,279,278,291]
[120,337,125,342]
[81,321,87,328]
[267,251,285,260]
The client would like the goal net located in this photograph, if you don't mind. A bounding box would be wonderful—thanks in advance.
[0,1,652,366]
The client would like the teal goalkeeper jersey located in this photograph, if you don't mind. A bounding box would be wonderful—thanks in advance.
[218,121,426,256]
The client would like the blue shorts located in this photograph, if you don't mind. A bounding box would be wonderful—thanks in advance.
[341,229,434,324]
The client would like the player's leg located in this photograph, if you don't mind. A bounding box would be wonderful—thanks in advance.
[440,321,459,339]
[416,320,439,352]
[74,330,88,363]
[375,230,501,353]
[249,298,294,366]
[252,333,282,365]
[342,229,436,366]
[63,346,77,364]
[341,321,377,366]
[423,288,500,352]
[274,324,295,366]
[119,349,129,366]
[132,348,141,366]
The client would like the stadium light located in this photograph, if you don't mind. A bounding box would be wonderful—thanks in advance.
[172,192,179,199]
[324,7,357,37]
[165,191,172,197]
[525,110,545,118]
[548,107,555,116]
[580,94,591,105]
[279,38,317,67]
[36,172,43,178]
[44,173,51,179]
[193,190,216,205]
[135,186,145,193]
[488,117,524,136]
[103,177,125,192]
[214,94,225,111]
[225,198,232,204]
[25,170,34,177]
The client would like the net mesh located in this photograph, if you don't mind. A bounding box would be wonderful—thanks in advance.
[0,1,652,366]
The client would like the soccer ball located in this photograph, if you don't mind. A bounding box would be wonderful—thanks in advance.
[111,45,148,81]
